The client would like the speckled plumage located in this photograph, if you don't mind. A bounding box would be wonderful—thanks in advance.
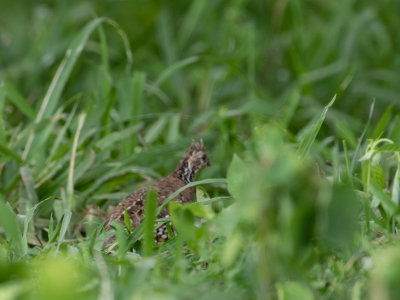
[104,140,210,248]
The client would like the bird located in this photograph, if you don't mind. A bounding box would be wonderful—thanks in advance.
[103,140,210,249]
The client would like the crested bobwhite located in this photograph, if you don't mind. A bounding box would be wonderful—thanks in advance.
[104,140,210,248]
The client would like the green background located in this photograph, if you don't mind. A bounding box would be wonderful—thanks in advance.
[1,1,400,299]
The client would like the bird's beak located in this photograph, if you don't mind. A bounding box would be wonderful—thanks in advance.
[207,159,211,166]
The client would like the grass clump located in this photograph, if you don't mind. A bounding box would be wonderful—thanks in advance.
[1,1,400,299]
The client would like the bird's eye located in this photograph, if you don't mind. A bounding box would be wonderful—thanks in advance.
[201,154,207,160]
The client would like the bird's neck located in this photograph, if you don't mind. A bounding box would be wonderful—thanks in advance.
[173,158,196,183]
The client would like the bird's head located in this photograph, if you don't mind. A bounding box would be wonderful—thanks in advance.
[175,139,210,182]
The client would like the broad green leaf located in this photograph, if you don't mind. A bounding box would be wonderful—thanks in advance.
[370,184,398,218]
[195,186,210,202]
[321,184,362,246]
[170,202,213,219]
[170,202,195,241]
[277,281,314,300]
[0,281,25,300]
[227,154,248,200]
[0,195,23,256]
[371,164,386,189]
[370,246,400,300]
[375,143,400,153]
[221,232,243,266]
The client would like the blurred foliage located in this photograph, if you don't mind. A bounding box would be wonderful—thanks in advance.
[1,0,400,299]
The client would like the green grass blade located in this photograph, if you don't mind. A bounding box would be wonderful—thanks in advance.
[178,0,206,48]
[281,88,301,128]
[123,72,146,153]
[21,18,106,160]
[153,56,199,87]
[297,95,336,157]
[56,210,72,250]
[392,161,400,205]
[115,222,128,258]
[48,104,77,161]
[95,123,143,151]
[196,196,232,206]
[35,154,71,189]
[99,70,113,139]
[103,18,133,71]
[0,142,23,164]
[350,99,375,174]
[124,180,227,250]
[36,18,106,122]
[67,113,86,210]
[131,72,145,121]
[144,117,168,144]
[372,105,392,139]
[0,85,6,143]
[143,189,158,257]
[81,165,160,199]
[3,82,35,120]
[167,114,181,143]
[23,17,132,159]
[124,208,131,233]
[342,140,352,185]
[19,165,38,207]
[97,24,110,74]
[21,199,50,255]
[158,178,227,214]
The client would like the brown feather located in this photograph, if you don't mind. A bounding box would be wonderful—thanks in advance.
[103,141,210,248]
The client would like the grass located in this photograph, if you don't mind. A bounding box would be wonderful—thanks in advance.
[1,1,400,299]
